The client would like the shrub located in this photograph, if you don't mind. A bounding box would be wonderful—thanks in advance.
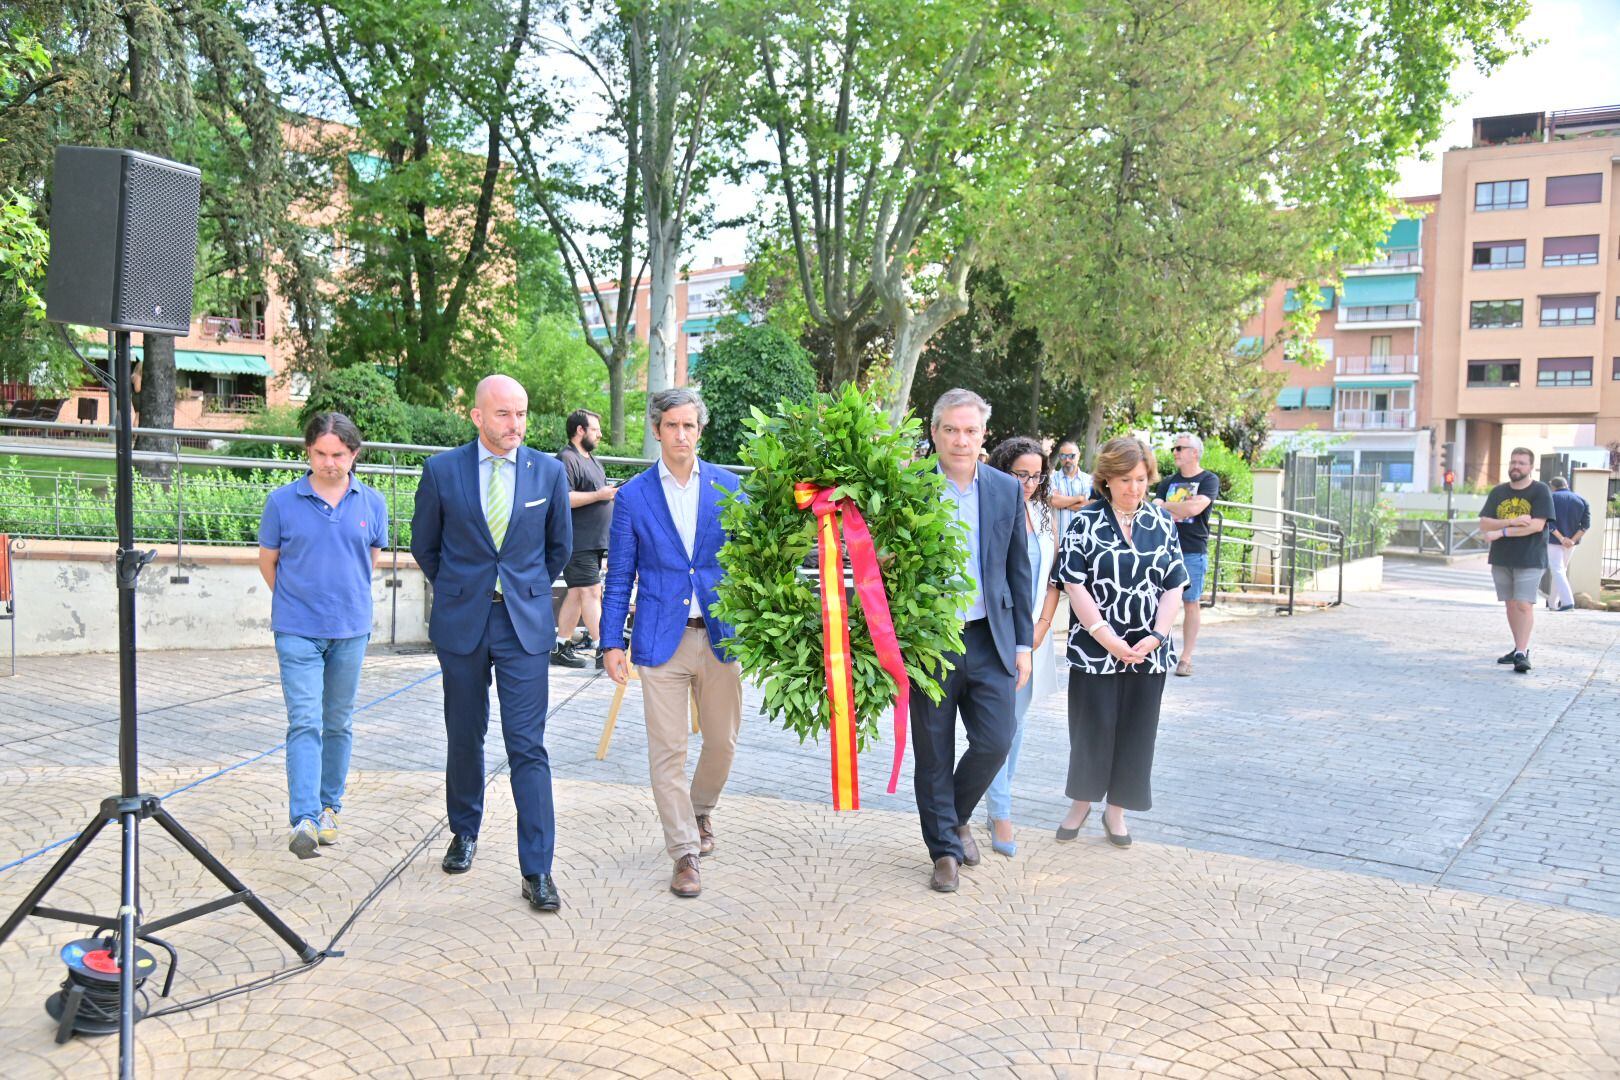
[227,404,306,460]
[690,324,817,465]
[299,365,412,445]
[404,403,474,450]
[1154,437,1253,506]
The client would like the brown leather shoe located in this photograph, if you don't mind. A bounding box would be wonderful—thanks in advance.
[955,824,981,867]
[696,814,716,855]
[670,854,701,898]
[929,855,960,893]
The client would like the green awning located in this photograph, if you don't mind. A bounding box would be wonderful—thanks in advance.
[174,351,271,376]
[1277,386,1304,408]
[1342,274,1417,306]
[1383,218,1421,249]
[1304,386,1334,408]
[1284,286,1336,312]
[85,343,269,376]
[1336,379,1414,389]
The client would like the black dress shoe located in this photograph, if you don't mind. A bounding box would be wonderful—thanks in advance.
[442,834,476,874]
[954,824,981,867]
[522,873,561,912]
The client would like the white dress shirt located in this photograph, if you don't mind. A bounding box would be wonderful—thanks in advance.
[657,456,703,616]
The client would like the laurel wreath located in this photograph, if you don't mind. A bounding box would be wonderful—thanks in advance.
[713,383,972,747]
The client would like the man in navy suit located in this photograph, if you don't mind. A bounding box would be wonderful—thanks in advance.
[917,388,1032,893]
[601,387,743,899]
[410,374,573,912]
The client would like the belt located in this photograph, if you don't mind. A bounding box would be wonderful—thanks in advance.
[686,617,705,629]
[964,616,987,628]
[490,591,504,603]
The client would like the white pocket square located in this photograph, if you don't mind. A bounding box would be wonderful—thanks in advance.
[524,497,547,507]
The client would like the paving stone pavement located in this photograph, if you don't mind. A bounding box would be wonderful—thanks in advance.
[0,555,1616,1076]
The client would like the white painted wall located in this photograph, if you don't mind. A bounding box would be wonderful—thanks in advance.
[5,542,430,657]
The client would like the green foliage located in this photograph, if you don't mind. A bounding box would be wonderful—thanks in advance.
[227,404,305,459]
[299,366,413,445]
[691,323,817,464]
[503,312,605,420]
[404,403,475,449]
[713,383,970,750]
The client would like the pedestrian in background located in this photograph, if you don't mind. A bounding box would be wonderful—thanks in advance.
[1049,439,1092,540]
[1055,436,1187,848]
[1153,432,1218,676]
[1545,476,1589,613]
[257,412,387,860]
[554,408,616,669]
[983,436,1062,858]
[1480,447,1554,674]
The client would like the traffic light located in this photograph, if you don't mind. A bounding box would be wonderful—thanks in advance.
[1443,469,1456,491]
[1440,440,1455,473]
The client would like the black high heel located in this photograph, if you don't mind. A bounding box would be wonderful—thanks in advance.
[1055,805,1090,842]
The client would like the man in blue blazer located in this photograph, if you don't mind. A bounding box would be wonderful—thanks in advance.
[601,387,743,899]
[410,374,573,912]
[918,388,1032,893]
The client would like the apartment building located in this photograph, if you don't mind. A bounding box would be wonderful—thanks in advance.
[1429,105,1620,487]
[582,260,749,386]
[1255,199,1438,489]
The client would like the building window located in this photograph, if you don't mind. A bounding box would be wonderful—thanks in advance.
[1539,294,1597,327]
[1341,303,1417,323]
[1358,451,1416,487]
[1613,357,1620,381]
[1545,173,1603,206]
[1474,179,1528,211]
[1536,357,1592,387]
[1467,360,1520,388]
[1469,299,1523,329]
[1543,235,1599,267]
[1472,240,1525,270]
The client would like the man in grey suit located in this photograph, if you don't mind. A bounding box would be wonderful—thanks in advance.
[917,388,1033,892]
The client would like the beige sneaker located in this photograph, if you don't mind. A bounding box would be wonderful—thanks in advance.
[289,819,320,860]
[316,807,339,846]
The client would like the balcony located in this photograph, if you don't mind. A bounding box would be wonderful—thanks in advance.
[202,393,266,415]
[1337,301,1420,330]
[1334,408,1416,431]
[1336,354,1420,377]
[201,315,267,341]
[1344,247,1422,274]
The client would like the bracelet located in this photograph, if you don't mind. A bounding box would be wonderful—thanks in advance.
[1085,619,1108,636]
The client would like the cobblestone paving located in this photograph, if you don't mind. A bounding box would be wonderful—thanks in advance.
[0,556,1616,1076]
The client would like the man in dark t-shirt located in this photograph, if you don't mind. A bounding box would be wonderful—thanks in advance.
[1153,432,1220,676]
[554,409,616,668]
[1479,446,1554,674]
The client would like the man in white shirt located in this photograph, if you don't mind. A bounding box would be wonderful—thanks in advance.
[1049,439,1091,540]
[600,388,744,898]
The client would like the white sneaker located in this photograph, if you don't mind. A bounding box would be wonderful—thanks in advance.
[316,807,339,846]
[289,819,321,860]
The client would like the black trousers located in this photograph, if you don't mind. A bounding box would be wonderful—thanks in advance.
[1066,671,1166,812]
[911,619,1017,861]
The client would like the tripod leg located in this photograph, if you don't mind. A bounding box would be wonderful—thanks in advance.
[55,983,85,1044]
[0,811,112,947]
[117,809,137,1080]
[149,807,319,963]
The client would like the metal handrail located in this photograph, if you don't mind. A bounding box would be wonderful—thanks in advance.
[1203,499,1347,614]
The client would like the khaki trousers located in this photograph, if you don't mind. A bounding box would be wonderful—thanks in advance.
[639,626,743,860]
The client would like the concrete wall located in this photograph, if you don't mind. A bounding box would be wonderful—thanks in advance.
[1570,467,1609,598]
[4,541,430,657]
[1303,555,1385,595]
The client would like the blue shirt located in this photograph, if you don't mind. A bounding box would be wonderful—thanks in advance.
[1547,488,1591,544]
[258,474,388,639]
[1051,468,1091,540]
[941,466,986,621]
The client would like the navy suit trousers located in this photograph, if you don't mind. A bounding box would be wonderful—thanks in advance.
[911,619,1017,862]
[437,602,554,876]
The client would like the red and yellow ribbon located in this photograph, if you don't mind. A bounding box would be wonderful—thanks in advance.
[794,483,911,811]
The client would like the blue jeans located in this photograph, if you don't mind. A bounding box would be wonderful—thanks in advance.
[275,632,368,826]
[985,671,1033,822]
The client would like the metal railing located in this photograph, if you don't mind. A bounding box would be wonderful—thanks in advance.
[201,393,266,415]
[1203,500,1347,615]
[1339,301,1421,324]
[1605,517,1620,584]
[1336,354,1419,377]
[199,316,267,341]
[1345,247,1421,271]
[1334,408,1416,431]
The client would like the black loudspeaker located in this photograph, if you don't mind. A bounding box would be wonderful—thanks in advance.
[45,146,201,334]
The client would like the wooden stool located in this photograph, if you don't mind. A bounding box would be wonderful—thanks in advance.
[596,661,699,760]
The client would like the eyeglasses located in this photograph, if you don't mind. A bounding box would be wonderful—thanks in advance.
[1057,453,1077,460]
[1173,445,1194,452]
[1011,470,1041,482]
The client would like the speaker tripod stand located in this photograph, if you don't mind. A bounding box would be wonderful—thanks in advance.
[0,331,318,1080]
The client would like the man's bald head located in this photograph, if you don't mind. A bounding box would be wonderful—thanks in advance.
[471,374,528,455]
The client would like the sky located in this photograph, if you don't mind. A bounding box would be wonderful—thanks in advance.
[1394,0,1620,197]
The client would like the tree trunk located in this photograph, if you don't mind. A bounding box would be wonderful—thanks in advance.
[134,333,177,481]
[608,343,628,446]
[642,222,678,456]
[1081,395,1106,469]
[1029,352,1042,436]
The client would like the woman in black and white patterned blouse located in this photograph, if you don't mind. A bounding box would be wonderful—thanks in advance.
[1053,436,1188,847]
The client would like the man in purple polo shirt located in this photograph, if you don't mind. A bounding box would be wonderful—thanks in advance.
[258,413,388,859]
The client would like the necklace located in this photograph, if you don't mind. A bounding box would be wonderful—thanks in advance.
[1111,500,1138,544]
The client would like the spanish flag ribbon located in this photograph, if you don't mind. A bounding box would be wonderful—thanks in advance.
[794,483,911,810]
